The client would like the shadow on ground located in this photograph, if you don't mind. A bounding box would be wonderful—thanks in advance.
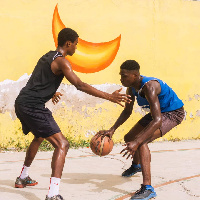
[0,180,40,200]
[43,172,140,194]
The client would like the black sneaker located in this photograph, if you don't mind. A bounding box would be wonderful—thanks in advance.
[45,194,64,200]
[122,163,142,177]
[130,184,157,200]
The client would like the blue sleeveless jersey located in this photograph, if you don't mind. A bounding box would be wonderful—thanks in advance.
[132,76,184,112]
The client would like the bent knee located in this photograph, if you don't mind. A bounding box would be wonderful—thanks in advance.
[51,136,69,150]
[58,139,69,150]
[65,139,70,150]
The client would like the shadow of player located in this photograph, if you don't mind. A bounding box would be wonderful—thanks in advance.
[44,172,140,194]
[0,179,40,200]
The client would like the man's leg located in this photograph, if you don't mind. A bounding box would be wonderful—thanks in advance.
[15,137,44,188]
[139,129,161,185]
[46,132,69,178]
[130,129,161,200]
[139,143,151,185]
[124,122,145,164]
[45,132,69,199]
[122,122,144,177]
[24,137,44,167]
[130,108,185,199]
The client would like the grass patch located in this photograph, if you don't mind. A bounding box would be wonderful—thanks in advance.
[0,136,91,152]
[1,134,200,152]
[38,136,90,151]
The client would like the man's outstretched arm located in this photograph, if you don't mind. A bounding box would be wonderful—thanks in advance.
[57,57,132,107]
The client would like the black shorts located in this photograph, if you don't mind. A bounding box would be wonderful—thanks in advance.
[138,107,185,136]
[15,103,61,138]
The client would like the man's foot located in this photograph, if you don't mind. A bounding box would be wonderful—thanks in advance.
[15,176,38,188]
[45,195,64,200]
[130,184,157,200]
[122,163,142,177]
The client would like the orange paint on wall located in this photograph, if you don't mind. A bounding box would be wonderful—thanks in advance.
[52,4,121,73]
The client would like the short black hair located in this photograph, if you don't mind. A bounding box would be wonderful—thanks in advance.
[120,60,140,71]
[57,28,79,47]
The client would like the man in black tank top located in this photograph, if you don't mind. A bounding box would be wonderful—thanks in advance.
[14,28,131,200]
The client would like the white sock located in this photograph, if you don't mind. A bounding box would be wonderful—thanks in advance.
[48,177,61,197]
[19,165,29,179]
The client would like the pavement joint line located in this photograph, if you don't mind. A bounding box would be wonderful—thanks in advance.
[0,147,200,164]
[113,174,200,200]
[99,155,127,170]
[180,182,200,198]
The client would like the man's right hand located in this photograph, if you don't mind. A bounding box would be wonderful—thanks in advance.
[96,128,115,139]
[109,88,132,107]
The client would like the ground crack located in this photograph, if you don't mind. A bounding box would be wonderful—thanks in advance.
[180,182,200,198]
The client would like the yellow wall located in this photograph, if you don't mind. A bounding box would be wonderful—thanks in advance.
[0,0,200,148]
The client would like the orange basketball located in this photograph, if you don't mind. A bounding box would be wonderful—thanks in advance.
[90,134,114,156]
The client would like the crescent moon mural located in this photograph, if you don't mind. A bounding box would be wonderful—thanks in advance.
[52,4,121,73]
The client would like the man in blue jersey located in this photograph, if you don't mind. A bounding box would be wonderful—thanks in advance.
[97,60,185,200]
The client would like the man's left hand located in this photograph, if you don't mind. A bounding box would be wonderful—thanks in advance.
[120,141,139,159]
[52,92,63,105]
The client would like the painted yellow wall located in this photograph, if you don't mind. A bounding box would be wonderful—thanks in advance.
[0,0,200,148]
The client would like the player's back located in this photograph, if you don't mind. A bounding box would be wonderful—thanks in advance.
[16,51,64,108]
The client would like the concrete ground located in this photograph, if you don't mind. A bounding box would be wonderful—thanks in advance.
[0,140,200,200]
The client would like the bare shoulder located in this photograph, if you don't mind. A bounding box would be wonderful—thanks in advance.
[145,80,160,88]
[54,57,71,68]
[51,57,72,74]
[142,80,161,95]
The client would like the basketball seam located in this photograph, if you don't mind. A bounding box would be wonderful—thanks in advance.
[99,137,105,156]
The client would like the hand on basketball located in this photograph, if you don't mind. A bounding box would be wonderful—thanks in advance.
[52,92,63,105]
[120,141,139,159]
[96,129,115,140]
[110,88,132,107]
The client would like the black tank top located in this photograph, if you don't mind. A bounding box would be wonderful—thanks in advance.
[16,51,64,107]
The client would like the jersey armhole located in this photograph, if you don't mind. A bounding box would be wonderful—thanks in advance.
[51,53,64,76]
[53,52,63,61]
[139,80,160,95]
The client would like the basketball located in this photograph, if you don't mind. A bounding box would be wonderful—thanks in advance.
[90,134,114,156]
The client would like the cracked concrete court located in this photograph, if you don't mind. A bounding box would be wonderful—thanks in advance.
[0,140,200,200]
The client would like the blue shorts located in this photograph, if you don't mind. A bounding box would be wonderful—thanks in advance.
[15,103,61,138]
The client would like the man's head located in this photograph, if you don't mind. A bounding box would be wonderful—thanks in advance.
[120,60,140,71]
[57,28,79,56]
[119,60,140,87]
